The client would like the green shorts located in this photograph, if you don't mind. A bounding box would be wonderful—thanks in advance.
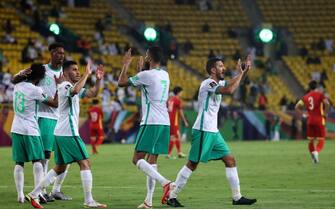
[188,129,231,163]
[11,133,45,163]
[135,125,170,155]
[54,136,89,165]
[38,117,57,151]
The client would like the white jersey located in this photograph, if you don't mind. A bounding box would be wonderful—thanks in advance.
[54,81,86,136]
[129,68,170,126]
[38,64,62,120]
[193,78,227,132]
[11,82,48,135]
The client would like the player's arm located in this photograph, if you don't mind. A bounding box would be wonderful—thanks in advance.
[118,48,133,87]
[11,68,32,84]
[70,61,92,97]
[84,65,104,98]
[215,57,250,95]
[295,99,305,116]
[179,108,189,127]
[322,98,330,116]
[42,91,58,108]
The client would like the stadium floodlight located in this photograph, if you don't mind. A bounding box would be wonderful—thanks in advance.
[49,23,60,35]
[144,27,157,42]
[258,28,274,43]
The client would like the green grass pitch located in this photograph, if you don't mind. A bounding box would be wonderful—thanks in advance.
[0,140,335,209]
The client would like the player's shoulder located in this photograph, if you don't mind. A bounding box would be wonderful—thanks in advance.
[201,78,217,88]
[58,81,72,89]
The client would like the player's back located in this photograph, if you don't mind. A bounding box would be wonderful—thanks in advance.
[168,96,181,127]
[302,90,326,125]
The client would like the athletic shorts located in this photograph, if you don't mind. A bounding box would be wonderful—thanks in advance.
[11,133,45,163]
[135,125,170,155]
[38,117,57,151]
[307,124,326,138]
[54,135,89,165]
[170,125,180,137]
[188,129,231,163]
[90,127,104,138]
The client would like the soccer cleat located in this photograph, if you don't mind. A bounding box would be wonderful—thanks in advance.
[161,182,176,204]
[25,194,44,208]
[232,196,257,205]
[38,194,47,204]
[311,151,319,164]
[50,192,73,200]
[177,153,186,158]
[137,202,152,209]
[42,193,55,202]
[83,201,107,208]
[166,155,176,160]
[167,198,184,207]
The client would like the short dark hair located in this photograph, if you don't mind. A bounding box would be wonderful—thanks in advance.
[308,80,318,90]
[62,60,77,71]
[206,57,224,75]
[27,63,46,81]
[48,42,64,51]
[173,86,183,95]
[148,46,163,63]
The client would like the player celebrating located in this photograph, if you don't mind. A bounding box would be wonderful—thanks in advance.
[165,56,257,207]
[88,99,104,154]
[12,43,70,201]
[118,47,175,209]
[11,64,58,203]
[295,80,330,163]
[167,86,189,159]
[25,61,107,208]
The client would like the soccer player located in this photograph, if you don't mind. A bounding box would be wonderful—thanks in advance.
[167,86,189,159]
[166,56,257,207]
[12,43,70,201]
[88,99,104,154]
[118,47,175,209]
[295,80,330,163]
[25,61,107,208]
[11,64,58,203]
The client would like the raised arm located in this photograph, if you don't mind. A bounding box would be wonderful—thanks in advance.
[295,99,305,116]
[118,48,133,87]
[11,68,32,84]
[85,64,104,98]
[71,61,92,96]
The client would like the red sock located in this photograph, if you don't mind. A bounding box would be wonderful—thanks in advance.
[175,138,181,153]
[316,139,325,153]
[168,140,175,155]
[308,141,315,153]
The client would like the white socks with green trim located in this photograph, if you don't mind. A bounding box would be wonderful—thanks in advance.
[30,169,58,197]
[52,164,70,194]
[169,165,192,199]
[80,170,94,204]
[144,164,157,206]
[226,167,242,201]
[136,159,169,186]
[14,165,24,200]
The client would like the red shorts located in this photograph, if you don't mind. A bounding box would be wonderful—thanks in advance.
[90,127,104,138]
[170,125,180,137]
[307,124,326,138]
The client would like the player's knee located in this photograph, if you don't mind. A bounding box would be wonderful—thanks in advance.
[32,159,42,163]
[223,155,236,167]
[44,151,51,159]
[78,159,91,170]
[16,162,24,167]
[186,161,198,171]
[54,165,67,175]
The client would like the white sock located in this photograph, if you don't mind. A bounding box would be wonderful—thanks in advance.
[14,165,24,199]
[33,162,44,188]
[42,159,49,193]
[169,165,192,199]
[30,169,58,197]
[52,164,70,193]
[80,170,94,204]
[136,159,169,187]
[144,164,157,206]
[226,167,242,201]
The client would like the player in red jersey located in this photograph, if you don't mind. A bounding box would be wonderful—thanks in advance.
[295,80,330,163]
[166,86,189,159]
[88,99,104,154]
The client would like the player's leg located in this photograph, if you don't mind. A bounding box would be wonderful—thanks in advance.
[138,155,158,209]
[90,127,98,155]
[175,130,186,158]
[14,162,25,203]
[167,135,176,159]
[50,164,72,200]
[95,128,104,153]
[78,159,107,208]
[315,125,326,157]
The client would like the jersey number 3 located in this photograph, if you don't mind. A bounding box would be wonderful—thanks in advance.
[307,96,314,110]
